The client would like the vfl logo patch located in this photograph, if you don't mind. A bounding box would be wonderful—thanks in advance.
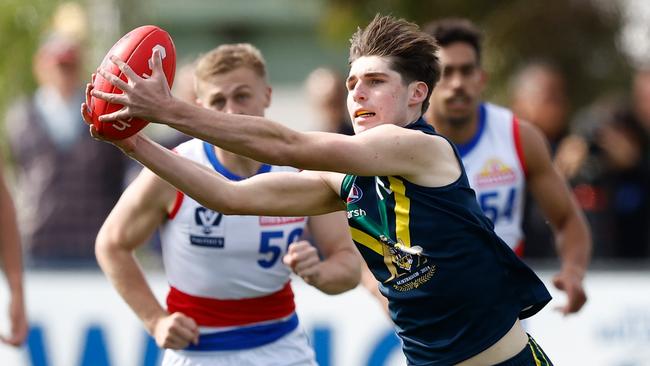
[347,184,363,204]
[190,207,225,248]
[195,207,223,234]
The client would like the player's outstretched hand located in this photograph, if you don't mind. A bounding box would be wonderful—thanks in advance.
[81,82,139,153]
[283,240,322,286]
[552,268,587,315]
[0,295,28,347]
[92,50,173,124]
[152,312,199,349]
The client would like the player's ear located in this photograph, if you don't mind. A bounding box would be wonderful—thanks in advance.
[408,81,428,106]
[479,69,488,91]
[264,85,272,108]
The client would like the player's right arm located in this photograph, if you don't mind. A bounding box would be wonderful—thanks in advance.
[0,161,27,346]
[95,168,199,349]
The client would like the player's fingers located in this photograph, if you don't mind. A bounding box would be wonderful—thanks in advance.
[109,55,140,82]
[162,333,190,349]
[85,83,93,107]
[567,289,587,313]
[294,255,320,274]
[80,103,93,125]
[91,88,128,106]
[96,67,130,92]
[552,276,565,291]
[282,253,295,267]
[91,72,96,84]
[177,314,199,331]
[89,124,105,141]
[151,49,165,78]
[178,318,200,345]
[170,324,198,345]
[98,109,133,123]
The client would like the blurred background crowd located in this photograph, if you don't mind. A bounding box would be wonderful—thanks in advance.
[1,0,649,270]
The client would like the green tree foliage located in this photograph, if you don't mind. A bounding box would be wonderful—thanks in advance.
[0,0,61,142]
[322,0,630,111]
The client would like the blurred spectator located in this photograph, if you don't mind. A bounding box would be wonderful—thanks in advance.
[4,32,127,268]
[510,61,571,258]
[511,61,569,150]
[172,60,198,104]
[563,69,650,258]
[304,67,354,135]
[0,158,27,346]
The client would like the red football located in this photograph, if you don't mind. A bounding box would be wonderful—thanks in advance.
[91,25,176,140]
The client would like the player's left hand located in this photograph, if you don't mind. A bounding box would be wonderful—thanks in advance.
[81,81,140,153]
[0,294,28,347]
[92,50,174,124]
[552,268,587,315]
[283,240,321,286]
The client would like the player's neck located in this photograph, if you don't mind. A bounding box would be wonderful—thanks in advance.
[214,147,263,178]
[431,112,480,145]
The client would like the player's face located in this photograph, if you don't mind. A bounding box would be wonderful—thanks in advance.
[428,42,485,126]
[195,67,271,117]
[346,56,413,134]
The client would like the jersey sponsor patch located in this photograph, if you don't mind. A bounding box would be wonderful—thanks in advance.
[259,217,306,226]
[474,158,516,187]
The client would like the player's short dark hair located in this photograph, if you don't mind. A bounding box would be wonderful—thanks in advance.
[423,18,483,64]
[349,14,440,114]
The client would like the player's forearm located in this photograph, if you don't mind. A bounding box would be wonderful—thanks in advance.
[163,99,302,167]
[0,194,24,293]
[128,135,238,214]
[555,212,591,277]
[96,244,167,334]
[311,250,361,294]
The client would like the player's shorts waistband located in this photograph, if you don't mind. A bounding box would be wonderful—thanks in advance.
[493,334,553,366]
[167,281,295,327]
[185,313,299,351]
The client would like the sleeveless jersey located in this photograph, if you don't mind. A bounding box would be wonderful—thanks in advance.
[341,118,551,365]
[457,103,527,255]
[159,139,308,349]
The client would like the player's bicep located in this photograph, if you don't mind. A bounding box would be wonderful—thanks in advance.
[98,169,176,251]
[231,171,345,217]
[294,126,444,179]
[521,122,574,228]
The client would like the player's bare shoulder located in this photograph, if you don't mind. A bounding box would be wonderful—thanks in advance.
[516,119,554,174]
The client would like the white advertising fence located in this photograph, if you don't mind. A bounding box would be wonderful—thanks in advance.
[0,270,648,366]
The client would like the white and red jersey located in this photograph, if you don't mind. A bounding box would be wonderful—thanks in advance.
[457,103,527,256]
[159,139,308,330]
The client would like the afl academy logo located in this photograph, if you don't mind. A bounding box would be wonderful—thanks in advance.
[347,184,363,204]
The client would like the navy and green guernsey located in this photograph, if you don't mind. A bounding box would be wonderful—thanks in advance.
[341,118,551,365]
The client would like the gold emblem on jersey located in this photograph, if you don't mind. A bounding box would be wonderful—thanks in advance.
[379,235,428,283]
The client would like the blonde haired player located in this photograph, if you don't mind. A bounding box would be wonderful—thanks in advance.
[94,43,361,366]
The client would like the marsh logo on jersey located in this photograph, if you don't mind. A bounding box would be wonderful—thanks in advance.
[475,158,516,187]
[190,207,225,248]
[347,184,363,204]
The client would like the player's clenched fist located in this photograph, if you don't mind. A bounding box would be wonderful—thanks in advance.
[152,312,199,349]
[283,240,322,286]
